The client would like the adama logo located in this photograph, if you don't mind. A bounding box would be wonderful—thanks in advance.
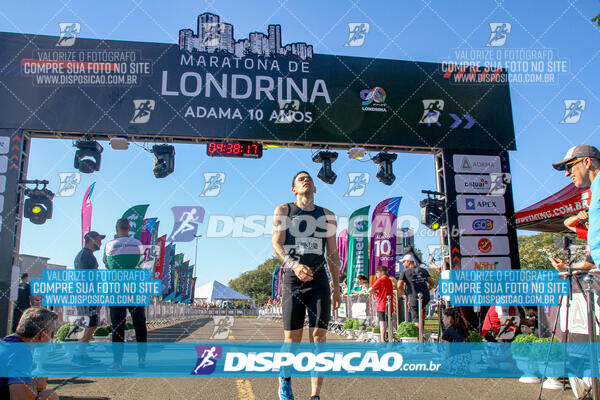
[477,238,492,254]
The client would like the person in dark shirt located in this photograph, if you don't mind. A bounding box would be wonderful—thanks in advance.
[1,307,59,400]
[11,273,31,333]
[73,230,105,365]
[398,254,434,333]
[442,307,469,343]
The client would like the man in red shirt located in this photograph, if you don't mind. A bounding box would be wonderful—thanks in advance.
[367,266,393,342]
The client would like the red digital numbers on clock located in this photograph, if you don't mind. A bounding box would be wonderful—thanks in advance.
[206,141,263,158]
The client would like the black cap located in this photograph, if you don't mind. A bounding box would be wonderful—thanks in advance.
[84,231,106,242]
[553,145,600,171]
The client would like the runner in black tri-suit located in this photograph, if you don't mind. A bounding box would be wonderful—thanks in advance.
[272,171,341,400]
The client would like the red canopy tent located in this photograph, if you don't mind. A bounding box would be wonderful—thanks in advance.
[515,183,590,232]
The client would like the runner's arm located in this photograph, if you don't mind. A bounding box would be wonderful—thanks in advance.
[9,384,38,400]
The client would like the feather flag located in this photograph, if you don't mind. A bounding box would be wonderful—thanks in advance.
[81,183,95,247]
[369,197,402,282]
[121,204,149,239]
[337,228,348,279]
[346,206,370,294]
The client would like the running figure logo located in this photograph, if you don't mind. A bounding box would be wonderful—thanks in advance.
[191,345,222,375]
[486,22,511,47]
[275,100,300,124]
[168,206,206,242]
[419,100,444,125]
[560,99,586,124]
[201,23,226,47]
[344,173,370,197]
[489,173,511,196]
[345,23,370,47]
[56,172,81,197]
[130,100,155,124]
[56,23,80,47]
[199,172,226,197]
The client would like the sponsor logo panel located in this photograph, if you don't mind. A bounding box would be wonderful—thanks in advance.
[460,235,510,256]
[457,195,505,214]
[458,215,507,235]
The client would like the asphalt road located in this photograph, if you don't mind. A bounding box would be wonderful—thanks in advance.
[48,317,575,400]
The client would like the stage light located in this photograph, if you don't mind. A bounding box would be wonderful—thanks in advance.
[419,197,446,231]
[312,151,338,184]
[74,140,103,174]
[372,152,397,185]
[24,186,54,225]
[152,144,175,178]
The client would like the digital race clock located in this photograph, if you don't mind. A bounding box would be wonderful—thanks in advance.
[206,141,263,158]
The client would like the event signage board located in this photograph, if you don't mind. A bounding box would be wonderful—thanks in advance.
[460,256,511,270]
[456,195,506,214]
[457,215,508,235]
[0,12,515,150]
[459,236,510,256]
[452,154,501,174]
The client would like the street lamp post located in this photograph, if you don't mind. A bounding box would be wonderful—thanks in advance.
[194,234,202,277]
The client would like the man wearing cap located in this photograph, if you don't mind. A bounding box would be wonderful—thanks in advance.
[553,145,600,267]
[398,254,434,333]
[73,230,105,364]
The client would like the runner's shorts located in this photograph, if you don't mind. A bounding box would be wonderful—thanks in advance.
[377,311,389,323]
[281,268,331,331]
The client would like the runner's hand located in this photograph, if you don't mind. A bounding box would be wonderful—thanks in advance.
[577,210,588,221]
[292,263,313,282]
[33,377,47,392]
[331,289,341,311]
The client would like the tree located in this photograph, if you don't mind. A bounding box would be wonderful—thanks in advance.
[518,232,585,269]
[228,257,281,305]
[593,13,600,26]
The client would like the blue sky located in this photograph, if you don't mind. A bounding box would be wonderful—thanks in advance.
[1,1,599,284]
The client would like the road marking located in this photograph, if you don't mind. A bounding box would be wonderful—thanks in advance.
[236,379,256,400]
[229,335,235,340]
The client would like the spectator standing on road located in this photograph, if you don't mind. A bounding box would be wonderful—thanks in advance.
[398,254,433,333]
[1,307,59,400]
[73,230,106,365]
[553,145,600,266]
[11,273,32,333]
[367,266,394,342]
[103,218,145,370]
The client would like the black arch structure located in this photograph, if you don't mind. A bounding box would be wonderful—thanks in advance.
[0,24,518,336]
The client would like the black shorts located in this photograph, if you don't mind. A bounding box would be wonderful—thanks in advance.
[282,269,331,331]
[377,311,389,323]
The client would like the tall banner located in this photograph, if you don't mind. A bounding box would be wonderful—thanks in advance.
[190,277,197,304]
[369,197,402,281]
[140,218,157,246]
[161,244,175,300]
[121,204,149,240]
[346,206,370,294]
[154,235,167,280]
[271,266,281,299]
[337,228,348,279]
[171,254,184,302]
[176,260,189,303]
[183,263,194,303]
[81,182,95,248]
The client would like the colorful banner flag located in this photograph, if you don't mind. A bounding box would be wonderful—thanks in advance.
[190,277,197,303]
[121,204,149,240]
[183,263,194,303]
[346,206,370,294]
[140,218,157,246]
[154,235,167,280]
[168,206,205,242]
[337,228,348,279]
[369,197,402,281]
[176,260,189,303]
[161,244,175,300]
[271,266,281,299]
[81,182,95,248]
[171,254,185,302]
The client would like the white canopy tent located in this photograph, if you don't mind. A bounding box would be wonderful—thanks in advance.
[194,280,255,307]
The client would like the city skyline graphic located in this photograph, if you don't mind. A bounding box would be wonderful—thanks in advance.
[179,12,313,60]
